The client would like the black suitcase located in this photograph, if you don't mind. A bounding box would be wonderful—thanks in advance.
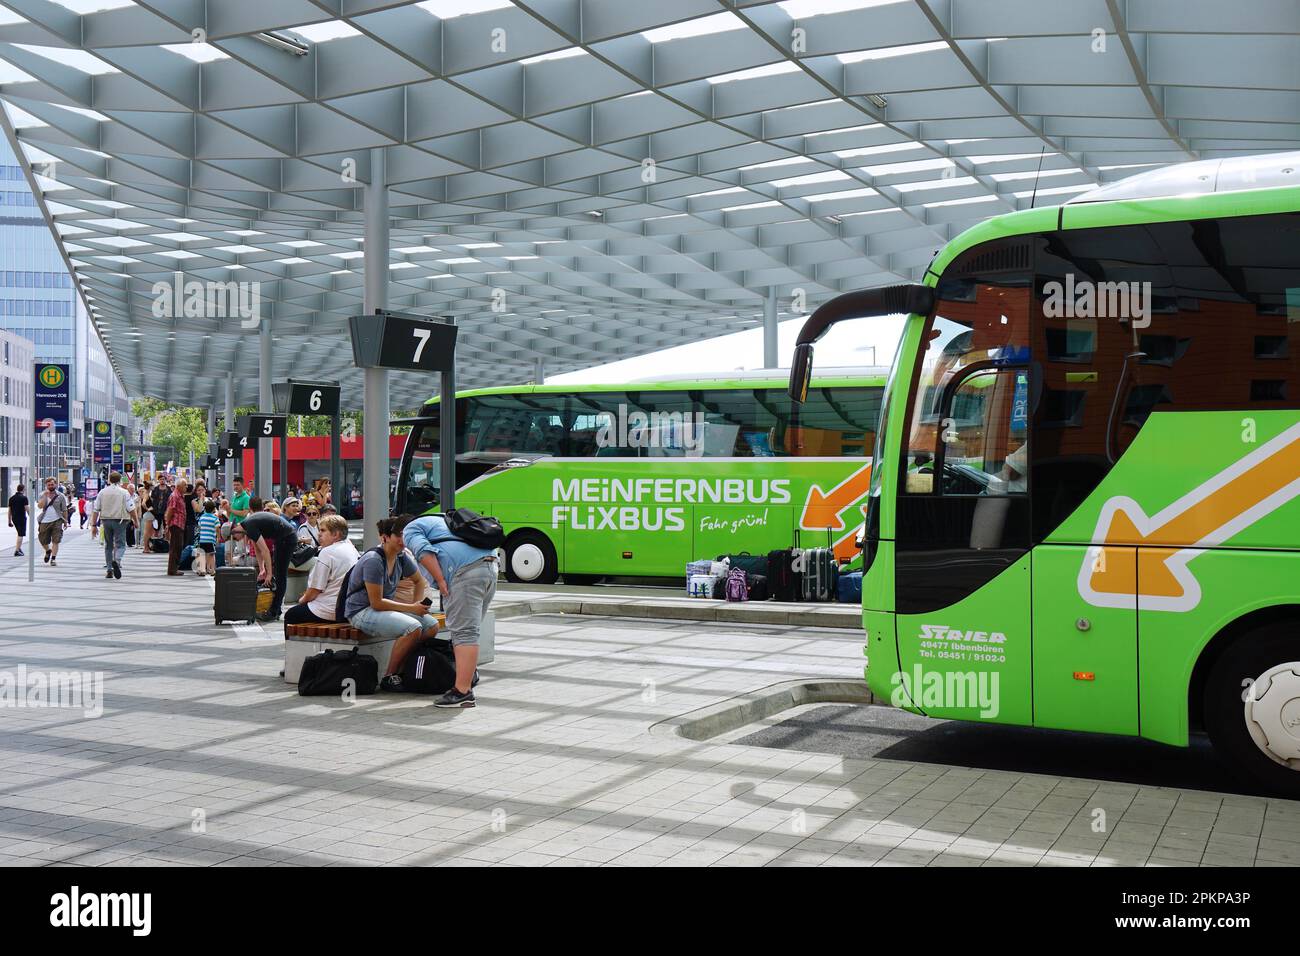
[298,648,379,697]
[214,566,258,624]
[766,549,800,601]
[746,573,770,602]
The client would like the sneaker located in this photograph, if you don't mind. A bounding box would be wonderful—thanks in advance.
[49,558,56,567]
[379,674,404,692]
[105,570,113,579]
[434,688,476,708]
[43,550,50,564]
[111,561,121,580]
[255,611,281,623]
[472,670,480,688]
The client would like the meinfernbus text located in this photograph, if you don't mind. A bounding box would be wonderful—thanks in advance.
[394,369,886,584]
[788,151,1300,796]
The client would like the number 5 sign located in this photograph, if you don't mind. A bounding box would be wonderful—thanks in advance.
[348,310,457,373]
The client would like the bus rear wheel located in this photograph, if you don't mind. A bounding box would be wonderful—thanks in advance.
[1204,624,1300,798]
[504,530,558,585]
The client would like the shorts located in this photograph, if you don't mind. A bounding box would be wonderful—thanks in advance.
[349,606,441,642]
[38,521,63,547]
[197,542,215,554]
[444,559,497,647]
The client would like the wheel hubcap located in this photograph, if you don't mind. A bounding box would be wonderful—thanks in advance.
[1244,662,1300,769]
[510,543,545,582]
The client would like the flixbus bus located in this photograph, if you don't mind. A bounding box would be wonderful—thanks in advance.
[393,369,886,584]
[788,152,1300,795]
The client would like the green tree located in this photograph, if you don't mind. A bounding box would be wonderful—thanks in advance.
[150,406,210,460]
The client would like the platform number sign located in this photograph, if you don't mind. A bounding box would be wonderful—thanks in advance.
[243,413,287,439]
[349,312,456,373]
[222,430,247,459]
[284,382,340,416]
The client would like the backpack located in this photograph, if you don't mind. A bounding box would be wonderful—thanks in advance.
[400,637,457,694]
[443,507,505,550]
[335,546,387,621]
[724,567,749,602]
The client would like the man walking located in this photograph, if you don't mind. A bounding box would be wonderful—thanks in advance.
[92,472,137,579]
[36,478,68,567]
[403,513,497,708]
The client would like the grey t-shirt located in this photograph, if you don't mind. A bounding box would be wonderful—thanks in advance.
[343,549,418,620]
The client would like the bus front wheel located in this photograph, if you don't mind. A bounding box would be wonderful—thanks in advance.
[1204,624,1300,797]
[504,530,559,585]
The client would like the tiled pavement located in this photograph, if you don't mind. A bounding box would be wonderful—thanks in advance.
[0,529,1297,867]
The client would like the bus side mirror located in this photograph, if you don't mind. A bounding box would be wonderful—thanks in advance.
[789,343,814,403]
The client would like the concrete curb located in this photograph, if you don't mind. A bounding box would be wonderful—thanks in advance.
[491,595,860,630]
[651,678,877,742]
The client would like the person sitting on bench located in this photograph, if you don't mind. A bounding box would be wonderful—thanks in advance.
[284,514,359,625]
[342,515,440,691]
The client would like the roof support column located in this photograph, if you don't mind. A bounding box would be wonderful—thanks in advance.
[763,286,779,369]
[362,147,389,548]
[258,319,272,500]
[224,375,234,498]
[533,357,545,384]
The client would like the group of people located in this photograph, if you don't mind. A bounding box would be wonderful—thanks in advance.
[6,473,492,708]
[279,511,495,709]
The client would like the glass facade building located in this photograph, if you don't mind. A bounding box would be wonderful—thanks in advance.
[0,138,129,497]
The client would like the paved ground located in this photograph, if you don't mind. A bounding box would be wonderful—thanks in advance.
[737,704,1264,798]
[0,529,1297,867]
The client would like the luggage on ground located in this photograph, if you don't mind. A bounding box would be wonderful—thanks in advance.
[746,573,769,602]
[686,559,713,577]
[837,570,863,604]
[149,536,169,554]
[400,637,457,694]
[214,566,258,624]
[255,588,274,616]
[766,548,800,601]
[724,567,749,602]
[443,507,506,549]
[297,648,379,696]
[717,552,767,577]
[687,573,718,599]
[801,547,838,602]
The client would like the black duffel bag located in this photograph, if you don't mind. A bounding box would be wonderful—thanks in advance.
[400,637,458,694]
[718,551,768,577]
[298,648,378,697]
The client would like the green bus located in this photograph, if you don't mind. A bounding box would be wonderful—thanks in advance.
[395,369,886,584]
[789,153,1300,795]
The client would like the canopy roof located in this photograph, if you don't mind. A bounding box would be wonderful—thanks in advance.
[0,0,1294,408]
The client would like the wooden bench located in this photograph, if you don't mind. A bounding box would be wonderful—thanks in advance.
[285,616,445,641]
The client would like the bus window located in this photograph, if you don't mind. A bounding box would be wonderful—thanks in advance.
[938,369,1030,496]
[904,279,1031,493]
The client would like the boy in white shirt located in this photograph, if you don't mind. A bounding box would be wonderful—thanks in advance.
[284,514,359,624]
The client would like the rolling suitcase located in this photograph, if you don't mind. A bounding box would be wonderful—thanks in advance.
[796,529,837,602]
[214,566,258,625]
[766,549,799,602]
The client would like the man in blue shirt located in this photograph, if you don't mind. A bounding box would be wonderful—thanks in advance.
[403,513,497,708]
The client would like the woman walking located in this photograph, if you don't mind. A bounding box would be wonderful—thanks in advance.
[7,483,27,557]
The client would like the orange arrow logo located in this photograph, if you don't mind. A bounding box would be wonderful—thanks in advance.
[1080,422,1300,611]
[800,464,872,532]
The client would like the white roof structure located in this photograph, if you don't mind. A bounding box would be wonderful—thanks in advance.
[0,0,1296,408]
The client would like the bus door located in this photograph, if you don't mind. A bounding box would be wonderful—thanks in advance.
[893,362,1035,725]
